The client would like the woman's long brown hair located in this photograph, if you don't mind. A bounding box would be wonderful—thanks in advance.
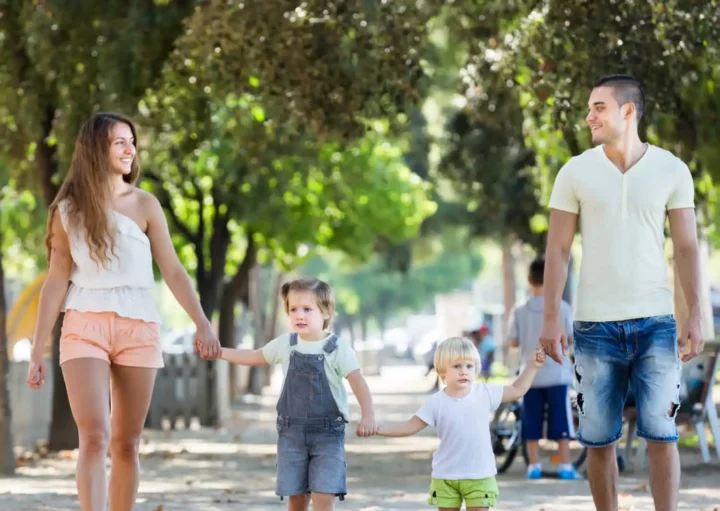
[46,112,141,266]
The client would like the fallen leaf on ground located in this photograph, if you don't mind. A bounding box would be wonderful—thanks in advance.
[632,484,648,492]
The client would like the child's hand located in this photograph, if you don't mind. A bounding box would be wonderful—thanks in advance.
[356,416,378,437]
[533,346,546,368]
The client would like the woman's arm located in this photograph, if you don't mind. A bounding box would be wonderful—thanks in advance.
[376,416,428,437]
[144,193,220,359]
[28,210,72,388]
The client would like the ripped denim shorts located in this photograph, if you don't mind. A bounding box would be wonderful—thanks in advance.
[573,315,680,446]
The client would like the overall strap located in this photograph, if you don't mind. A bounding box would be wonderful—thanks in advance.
[289,332,299,346]
[322,334,339,354]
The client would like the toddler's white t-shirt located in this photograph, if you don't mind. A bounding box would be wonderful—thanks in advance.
[415,383,504,480]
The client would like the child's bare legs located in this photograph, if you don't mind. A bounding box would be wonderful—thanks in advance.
[558,439,571,464]
[526,440,540,464]
[310,492,335,511]
[288,494,310,511]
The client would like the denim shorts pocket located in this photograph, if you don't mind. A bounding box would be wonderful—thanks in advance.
[574,321,598,333]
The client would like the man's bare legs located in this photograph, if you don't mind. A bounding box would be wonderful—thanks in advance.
[62,359,111,511]
[647,441,680,511]
[310,492,335,511]
[288,494,310,511]
[586,444,618,511]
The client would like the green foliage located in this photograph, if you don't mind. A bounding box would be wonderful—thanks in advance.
[0,0,196,173]
[141,84,437,280]
[304,230,484,324]
[0,174,45,281]
[171,0,440,139]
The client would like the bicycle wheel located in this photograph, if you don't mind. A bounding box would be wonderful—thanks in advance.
[491,401,522,473]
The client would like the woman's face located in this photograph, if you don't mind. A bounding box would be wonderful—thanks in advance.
[108,122,135,176]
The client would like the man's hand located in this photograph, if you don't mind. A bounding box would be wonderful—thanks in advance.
[356,415,378,437]
[678,312,704,362]
[194,321,221,360]
[539,317,568,364]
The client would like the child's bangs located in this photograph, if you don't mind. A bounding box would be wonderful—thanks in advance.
[434,336,481,374]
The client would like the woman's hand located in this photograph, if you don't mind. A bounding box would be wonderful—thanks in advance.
[26,348,47,389]
[194,321,221,360]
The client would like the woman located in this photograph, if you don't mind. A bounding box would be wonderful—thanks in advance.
[26,112,221,511]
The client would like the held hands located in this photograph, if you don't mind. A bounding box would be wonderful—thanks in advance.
[356,415,378,437]
[194,321,221,360]
[678,312,704,362]
[539,318,568,364]
[26,347,46,390]
[532,346,547,368]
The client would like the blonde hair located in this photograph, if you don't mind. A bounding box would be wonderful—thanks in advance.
[280,277,335,329]
[434,337,481,378]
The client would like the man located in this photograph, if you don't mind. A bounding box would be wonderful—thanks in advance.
[508,257,581,480]
[540,74,703,511]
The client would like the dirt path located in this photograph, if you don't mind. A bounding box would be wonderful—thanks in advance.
[2,364,719,510]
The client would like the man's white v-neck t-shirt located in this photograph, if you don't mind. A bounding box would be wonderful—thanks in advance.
[549,144,694,322]
[415,383,504,480]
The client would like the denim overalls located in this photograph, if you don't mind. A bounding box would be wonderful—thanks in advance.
[275,332,347,500]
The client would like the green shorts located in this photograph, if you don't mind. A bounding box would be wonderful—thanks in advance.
[428,477,499,508]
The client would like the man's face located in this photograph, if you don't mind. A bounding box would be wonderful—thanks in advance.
[586,86,627,145]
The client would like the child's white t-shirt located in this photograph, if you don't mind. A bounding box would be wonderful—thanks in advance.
[415,383,504,480]
[262,333,360,421]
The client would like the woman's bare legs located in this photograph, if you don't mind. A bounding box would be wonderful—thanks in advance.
[62,358,111,511]
[108,365,158,511]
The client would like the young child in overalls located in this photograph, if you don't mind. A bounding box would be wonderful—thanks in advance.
[219,277,377,510]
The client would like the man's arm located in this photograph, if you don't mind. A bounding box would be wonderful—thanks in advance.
[540,209,578,363]
[668,208,703,361]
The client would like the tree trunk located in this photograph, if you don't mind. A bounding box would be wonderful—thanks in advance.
[217,235,256,349]
[247,264,267,395]
[35,110,79,452]
[47,312,77,451]
[359,316,368,343]
[0,242,17,475]
[501,238,517,364]
[36,103,60,207]
[263,271,283,388]
[376,314,387,342]
[217,237,256,401]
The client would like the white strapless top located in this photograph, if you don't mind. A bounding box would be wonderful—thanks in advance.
[58,200,161,324]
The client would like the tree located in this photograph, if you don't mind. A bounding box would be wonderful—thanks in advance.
[172,0,442,139]
[0,0,199,450]
[305,229,484,340]
[0,172,45,474]
[140,88,437,351]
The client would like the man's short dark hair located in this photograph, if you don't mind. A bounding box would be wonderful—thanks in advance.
[592,74,645,120]
[529,257,545,286]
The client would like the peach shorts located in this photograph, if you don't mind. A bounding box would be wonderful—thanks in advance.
[60,310,164,368]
